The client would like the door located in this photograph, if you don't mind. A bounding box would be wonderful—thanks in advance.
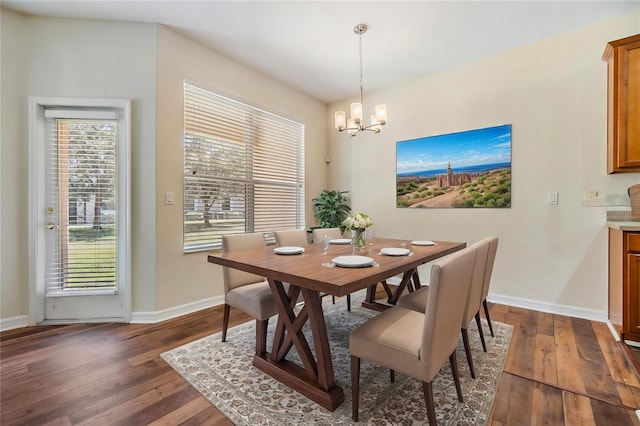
[29,98,131,323]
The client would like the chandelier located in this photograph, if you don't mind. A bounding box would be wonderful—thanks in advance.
[334,24,388,136]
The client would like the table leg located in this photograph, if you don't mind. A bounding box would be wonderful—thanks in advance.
[361,268,418,311]
[252,278,345,411]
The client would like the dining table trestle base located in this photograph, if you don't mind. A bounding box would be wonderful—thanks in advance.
[362,268,422,311]
[253,278,345,411]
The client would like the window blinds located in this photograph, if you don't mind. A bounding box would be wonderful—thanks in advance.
[183,81,305,251]
[45,117,118,293]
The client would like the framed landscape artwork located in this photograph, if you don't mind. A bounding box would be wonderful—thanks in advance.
[396,124,512,208]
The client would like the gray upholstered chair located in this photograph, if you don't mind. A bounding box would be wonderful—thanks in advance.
[350,245,477,424]
[311,227,351,311]
[479,237,499,337]
[221,232,277,356]
[397,238,491,378]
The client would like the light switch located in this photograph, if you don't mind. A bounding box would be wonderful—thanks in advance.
[165,192,174,205]
[547,192,558,205]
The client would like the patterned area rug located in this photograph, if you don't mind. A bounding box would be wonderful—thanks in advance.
[161,292,512,425]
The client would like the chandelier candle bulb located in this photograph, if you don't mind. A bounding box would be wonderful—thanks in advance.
[370,115,381,133]
[335,111,346,130]
[347,119,358,136]
[375,104,387,124]
[350,103,363,124]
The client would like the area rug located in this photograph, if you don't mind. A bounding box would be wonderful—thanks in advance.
[161,292,512,425]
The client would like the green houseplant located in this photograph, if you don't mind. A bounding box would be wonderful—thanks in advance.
[309,190,351,234]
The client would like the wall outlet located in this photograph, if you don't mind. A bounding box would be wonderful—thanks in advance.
[547,192,558,205]
[165,191,174,205]
[584,191,598,199]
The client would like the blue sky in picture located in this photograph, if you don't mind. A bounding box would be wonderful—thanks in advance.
[396,124,512,176]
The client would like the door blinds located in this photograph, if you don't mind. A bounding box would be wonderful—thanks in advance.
[45,115,118,293]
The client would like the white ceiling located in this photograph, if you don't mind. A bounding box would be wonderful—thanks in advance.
[3,1,639,103]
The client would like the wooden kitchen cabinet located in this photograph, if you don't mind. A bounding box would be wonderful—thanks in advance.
[609,228,640,342]
[603,34,640,174]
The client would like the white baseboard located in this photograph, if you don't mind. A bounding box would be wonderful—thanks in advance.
[2,292,608,331]
[130,295,224,324]
[607,320,622,341]
[488,293,608,322]
[0,315,29,332]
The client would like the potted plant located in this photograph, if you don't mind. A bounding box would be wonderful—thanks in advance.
[308,190,351,235]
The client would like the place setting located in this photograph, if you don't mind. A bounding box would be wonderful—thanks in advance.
[379,247,413,256]
[331,255,378,268]
[273,246,305,255]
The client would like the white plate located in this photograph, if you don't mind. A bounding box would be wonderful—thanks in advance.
[380,247,411,256]
[329,238,352,245]
[411,240,435,246]
[273,246,305,255]
[332,255,374,268]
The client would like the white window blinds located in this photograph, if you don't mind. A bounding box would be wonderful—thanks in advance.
[45,116,118,293]
[183,81,305,252]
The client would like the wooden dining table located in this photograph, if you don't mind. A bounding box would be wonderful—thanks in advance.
[207,237,465,411]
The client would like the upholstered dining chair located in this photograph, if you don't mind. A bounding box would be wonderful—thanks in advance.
[274,229,309,247]
[311,227,352,311]
[397,238,490,379]
[222,232,278,356]
[479,237,499,337]
[312,227,343,244]
[350,245,477,424]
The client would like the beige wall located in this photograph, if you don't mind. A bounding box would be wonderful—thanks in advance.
[2,7,638,323]
[1,8,29,319]
[154,26,327,311]
[1,12,328,321]
[1,11,158,318]
[328,12,640,316]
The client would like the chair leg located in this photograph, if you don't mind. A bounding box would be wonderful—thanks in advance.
[256,318,269,356]
[449,351,464,402]
[390,369,395,383]
[474,312,487,352]
[332,296,336,304]
[351,355,361,422]
[461,328,476,379]
[347,294,351,312]
[421,381,437,426]
[483,299,495,337]
[222,303,230,342]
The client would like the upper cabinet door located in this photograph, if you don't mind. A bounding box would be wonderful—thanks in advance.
[603,34,640,174]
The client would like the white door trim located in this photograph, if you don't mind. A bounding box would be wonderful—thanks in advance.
[28,97,132,324]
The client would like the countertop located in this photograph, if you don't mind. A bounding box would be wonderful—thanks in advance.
[607,221,640,231]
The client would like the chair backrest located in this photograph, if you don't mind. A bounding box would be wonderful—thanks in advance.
[274,229,308,247]
[480,236,499,301]
[312,227,342,244]
[461,239,490,328]
[420,245,477,381]
[222,233,266,293]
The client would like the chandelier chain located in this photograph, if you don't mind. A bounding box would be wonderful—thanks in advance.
[359,30,364,106]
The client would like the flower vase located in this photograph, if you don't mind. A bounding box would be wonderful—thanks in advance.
[353,229,366,251]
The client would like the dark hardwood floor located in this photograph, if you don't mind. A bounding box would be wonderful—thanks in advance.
[2,293,640,425]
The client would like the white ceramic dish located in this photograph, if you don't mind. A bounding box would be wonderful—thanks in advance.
[329,238,352,245]
[332,255,374,268]
[380,247,411,256]
[273,246,305,255]
[411,240,435,246]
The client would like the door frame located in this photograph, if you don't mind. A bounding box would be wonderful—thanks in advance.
[28,97,132,324]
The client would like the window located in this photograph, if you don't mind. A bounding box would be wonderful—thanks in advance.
[45,115,119,292]
[183,81,305,252]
